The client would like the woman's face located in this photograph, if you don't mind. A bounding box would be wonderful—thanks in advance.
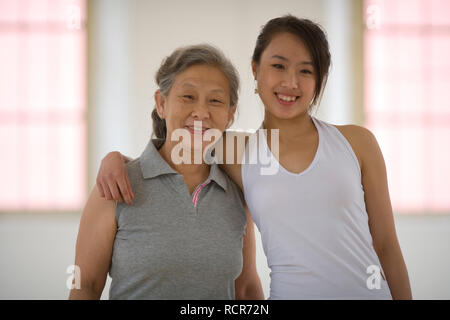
[252,32,316,121]
[155,64,235,154]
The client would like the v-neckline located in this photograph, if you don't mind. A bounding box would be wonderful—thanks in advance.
[262,116,322,177]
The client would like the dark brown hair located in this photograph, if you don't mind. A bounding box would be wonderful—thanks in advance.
[252,15,331,107]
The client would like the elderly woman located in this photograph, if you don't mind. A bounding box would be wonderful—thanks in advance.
[69,44,263,300]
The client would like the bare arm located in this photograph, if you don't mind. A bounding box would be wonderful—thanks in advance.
[337,125,412,300]
[68,186,117,299]
[235,205,265,300]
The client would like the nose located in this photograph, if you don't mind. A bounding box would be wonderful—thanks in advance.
[191,100,210,120]
[282,70,299,89]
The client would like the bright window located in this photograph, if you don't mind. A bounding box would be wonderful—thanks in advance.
[0,0,87,211]
[364,0,450,213]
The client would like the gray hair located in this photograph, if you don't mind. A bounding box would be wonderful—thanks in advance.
[151,44,240,140]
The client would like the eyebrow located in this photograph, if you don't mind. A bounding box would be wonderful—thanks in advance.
[181,82,226,94]
[181,82,196,89]
[271,55,313,66]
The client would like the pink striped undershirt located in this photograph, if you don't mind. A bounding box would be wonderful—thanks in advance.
[192,180,211,208]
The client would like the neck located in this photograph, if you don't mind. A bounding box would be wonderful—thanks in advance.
[158,140,210,178]
[263,110,315,142]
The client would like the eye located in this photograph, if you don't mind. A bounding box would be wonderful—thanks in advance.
[301,69,313,74]
[183,95,194,100]
[210,99,224,105]
[271,64,285,70]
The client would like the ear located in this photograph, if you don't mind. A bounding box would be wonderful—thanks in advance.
[251,61,258,80]
[227,105,237,129]
[154,90,166,119]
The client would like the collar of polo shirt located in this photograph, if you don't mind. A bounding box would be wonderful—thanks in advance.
[139,139,228,192]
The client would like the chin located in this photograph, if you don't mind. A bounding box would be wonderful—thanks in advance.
[268,106,308,121]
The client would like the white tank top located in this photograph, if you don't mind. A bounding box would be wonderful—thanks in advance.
[242,116,393,299]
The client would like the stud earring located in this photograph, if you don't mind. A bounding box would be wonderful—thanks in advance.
[254,80,258,94]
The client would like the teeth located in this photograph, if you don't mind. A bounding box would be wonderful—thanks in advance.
[188,126,207,132]
[277,94,297,102]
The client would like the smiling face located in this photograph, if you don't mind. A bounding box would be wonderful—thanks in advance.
[252,32,316,121]
[155,63,235,153]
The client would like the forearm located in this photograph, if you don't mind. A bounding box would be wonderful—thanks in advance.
[376,245,412,300]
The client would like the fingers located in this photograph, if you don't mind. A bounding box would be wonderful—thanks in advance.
[101,181,114,201]
[99,175,124,203]
[107,177,125,203]
[117,174,134,205]
[96,149,134,205]
[126,173,134,199]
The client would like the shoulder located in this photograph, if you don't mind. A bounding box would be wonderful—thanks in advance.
[333,124,381,171]
[87,185,117,209]
[216,130,254,190]
[82,185,117,227]
[334,124,378,145]
[125,157,141,170]
[125,157,144,180]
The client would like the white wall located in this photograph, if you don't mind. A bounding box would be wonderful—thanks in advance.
[1,0,449,300]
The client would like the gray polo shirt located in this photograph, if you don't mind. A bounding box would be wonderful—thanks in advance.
[109,139,247,300]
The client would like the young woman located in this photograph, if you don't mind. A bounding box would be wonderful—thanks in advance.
[96,16,412,299]
[69,44,264,299]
